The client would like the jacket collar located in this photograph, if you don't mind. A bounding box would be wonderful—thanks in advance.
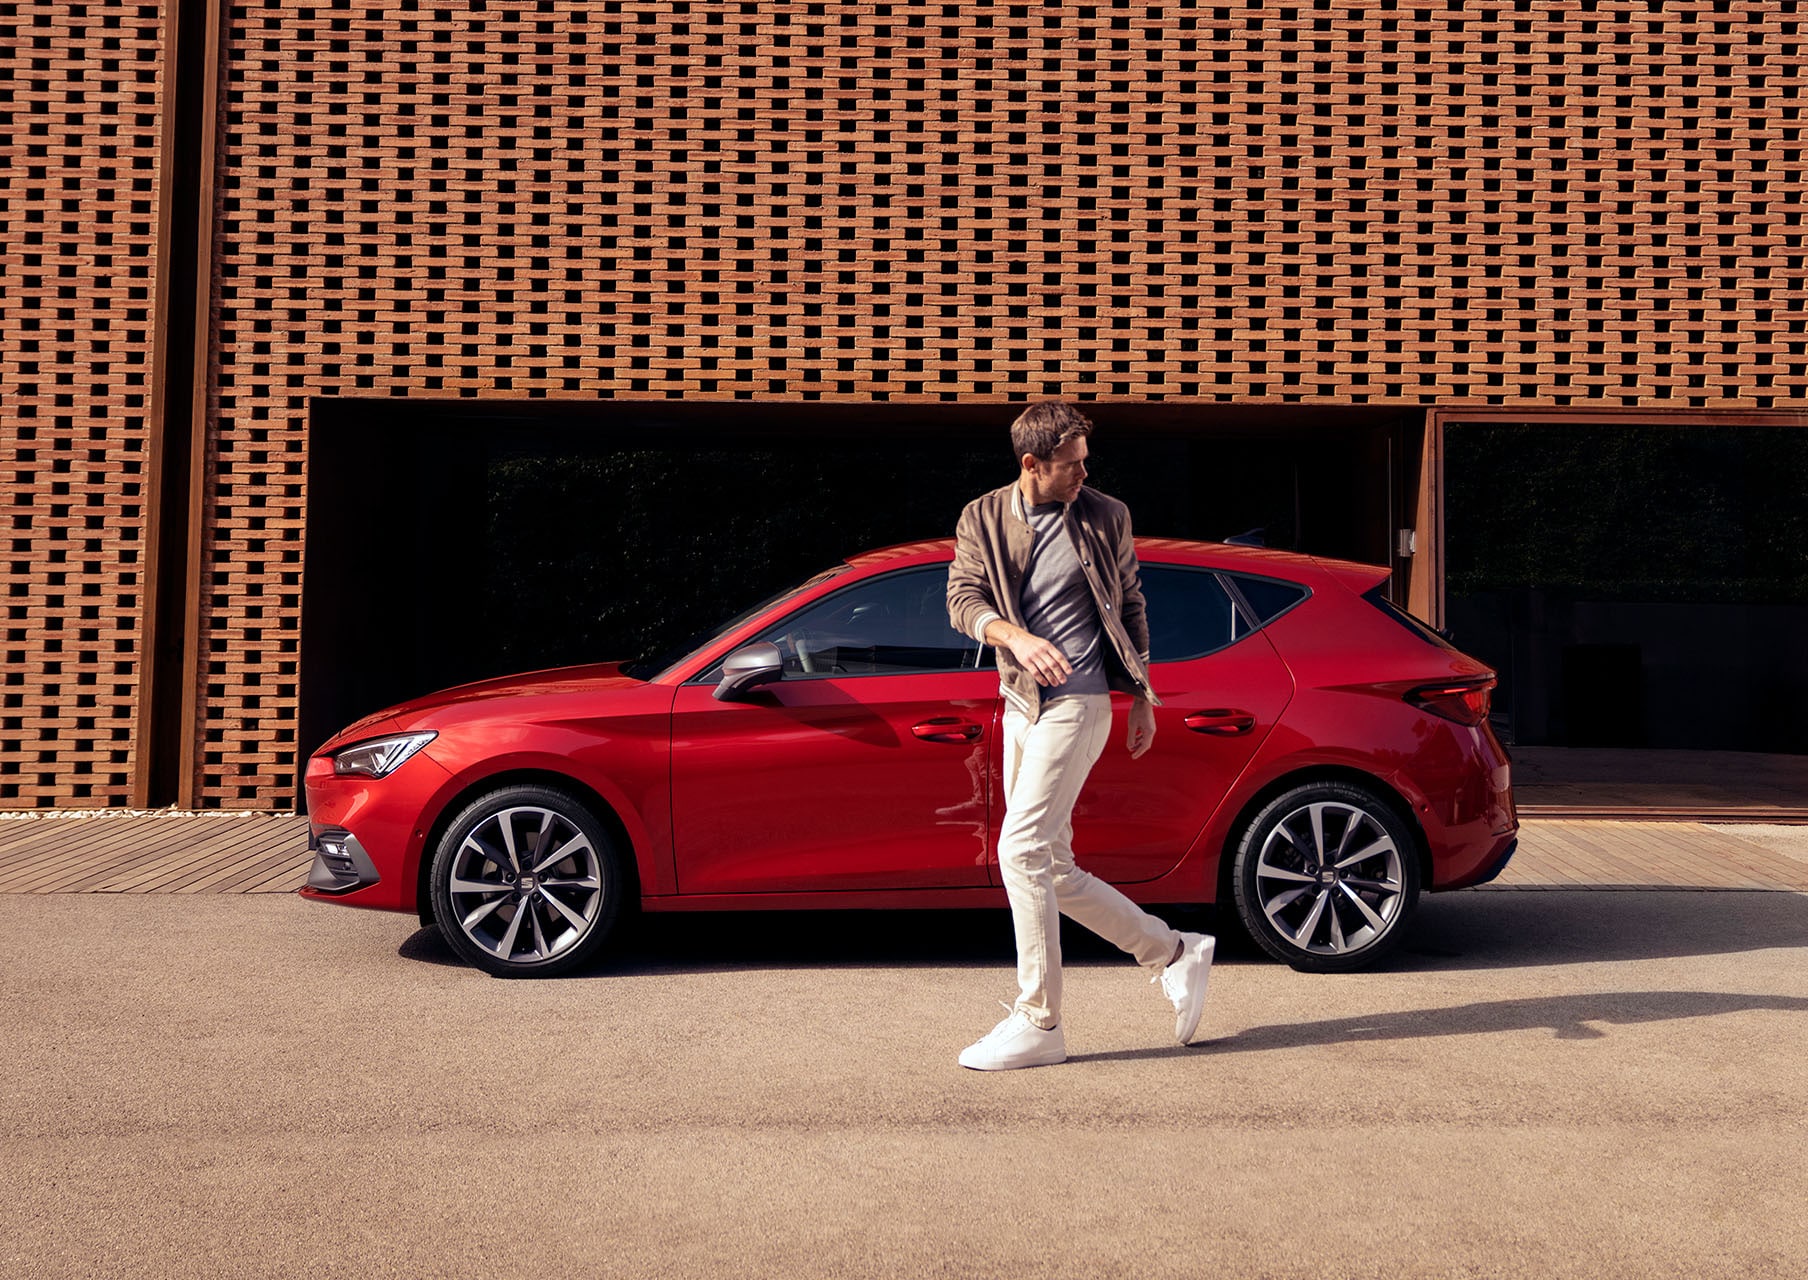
[1012,479,1091,530]
[1010,479,1077,523]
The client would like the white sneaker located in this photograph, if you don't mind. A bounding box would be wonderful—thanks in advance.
[958,1008,1067,1070]
[1156,932,1215,1045]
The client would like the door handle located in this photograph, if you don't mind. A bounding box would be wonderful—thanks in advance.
[1183,709,1256,736]
[912,718,984,743]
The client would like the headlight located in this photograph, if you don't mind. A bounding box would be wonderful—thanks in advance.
[331,731,437,778]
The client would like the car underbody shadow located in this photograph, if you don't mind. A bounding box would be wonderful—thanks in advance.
[1382,887,1808,972]
[394,889,1808,978]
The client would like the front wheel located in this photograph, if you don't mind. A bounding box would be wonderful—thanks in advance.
[1230,782,1421,973]
[429,785,625,978]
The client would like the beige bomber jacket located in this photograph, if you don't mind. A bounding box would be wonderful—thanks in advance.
[946,480,1161,723]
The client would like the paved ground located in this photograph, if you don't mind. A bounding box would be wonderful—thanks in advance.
[2,881,1806,1279]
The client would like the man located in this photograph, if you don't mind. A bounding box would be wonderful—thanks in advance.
[947,400,1214,1070]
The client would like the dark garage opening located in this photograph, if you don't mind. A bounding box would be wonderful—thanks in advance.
[1444,420,1808,753]
[299,400,1421,793]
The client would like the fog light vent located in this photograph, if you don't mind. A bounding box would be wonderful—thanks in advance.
[305,828,381,893]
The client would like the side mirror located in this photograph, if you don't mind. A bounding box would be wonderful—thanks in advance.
[713,642,784,702]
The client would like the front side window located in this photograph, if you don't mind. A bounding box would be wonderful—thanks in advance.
[705,566,982,680]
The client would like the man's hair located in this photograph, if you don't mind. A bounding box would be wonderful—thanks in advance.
[1010,401,1094,462]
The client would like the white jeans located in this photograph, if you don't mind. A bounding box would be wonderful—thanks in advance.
[999,693,1181,1030]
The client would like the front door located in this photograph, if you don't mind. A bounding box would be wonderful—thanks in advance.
[671,564,996,894]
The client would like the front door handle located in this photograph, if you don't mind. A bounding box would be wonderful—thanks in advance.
[1183,709,1256,736]
[912,718,984,744]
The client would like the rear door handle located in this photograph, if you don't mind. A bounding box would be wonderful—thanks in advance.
[912,718,984,743]
[1183,709,1256,736]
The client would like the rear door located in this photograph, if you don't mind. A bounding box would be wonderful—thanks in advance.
[1002,563,1298,885]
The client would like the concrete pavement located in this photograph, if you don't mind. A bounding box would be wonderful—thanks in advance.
[2,886,1805,1279]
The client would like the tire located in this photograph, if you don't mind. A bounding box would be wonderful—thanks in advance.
[1230,781,1422,973]
[428,784,625,978]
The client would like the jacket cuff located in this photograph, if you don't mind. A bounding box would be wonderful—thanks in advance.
[971,611,1002,645]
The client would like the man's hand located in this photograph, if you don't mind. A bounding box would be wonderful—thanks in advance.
[988,622,1074,687]
[1127,699,1156,759]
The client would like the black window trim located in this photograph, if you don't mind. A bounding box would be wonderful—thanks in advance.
[1218,568,1313,632]
[685,562,986,685]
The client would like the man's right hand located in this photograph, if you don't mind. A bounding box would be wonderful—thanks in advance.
[988,622,1073,687]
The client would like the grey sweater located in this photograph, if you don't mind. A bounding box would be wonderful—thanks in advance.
[1021,500,1110,701]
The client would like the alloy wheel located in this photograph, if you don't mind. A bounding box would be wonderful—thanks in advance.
[1253,800,1406,957]
[446,804,606,964]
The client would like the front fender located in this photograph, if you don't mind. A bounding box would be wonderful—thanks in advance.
[409,730,674,907]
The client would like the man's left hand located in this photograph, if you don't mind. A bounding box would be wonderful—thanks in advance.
[1127,700,1156,759]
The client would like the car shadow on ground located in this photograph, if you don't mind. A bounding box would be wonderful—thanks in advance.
[396,888,1808,977]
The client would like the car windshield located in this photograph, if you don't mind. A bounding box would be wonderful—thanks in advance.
[620,564,853,682]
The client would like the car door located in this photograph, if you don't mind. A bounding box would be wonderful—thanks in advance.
[1008,563,1297,885]
[670,563,996,894]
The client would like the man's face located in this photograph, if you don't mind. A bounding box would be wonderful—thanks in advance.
[1024,435,1089,505]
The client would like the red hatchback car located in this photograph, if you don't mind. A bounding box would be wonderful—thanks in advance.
[302,539,1517,977]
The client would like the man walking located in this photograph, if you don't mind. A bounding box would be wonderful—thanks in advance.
[947,401,1214,1070]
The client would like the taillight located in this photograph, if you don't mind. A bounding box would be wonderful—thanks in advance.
[1405,677,1495,726]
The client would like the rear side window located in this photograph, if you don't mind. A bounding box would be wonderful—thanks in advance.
[1140,566,1242,662]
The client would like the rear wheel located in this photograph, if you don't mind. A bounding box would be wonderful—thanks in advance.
[1231,781,1421,973]
[429,785,625,978]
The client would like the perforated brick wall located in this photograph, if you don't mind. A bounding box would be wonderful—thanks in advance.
[7,1,1805,809]
[0,1,164,808]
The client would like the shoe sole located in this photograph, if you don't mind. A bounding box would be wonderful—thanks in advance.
[959,1047,1067,1070]
[954,1041,1063,1070]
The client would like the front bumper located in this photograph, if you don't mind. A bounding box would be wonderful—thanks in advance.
[299,747,452,912]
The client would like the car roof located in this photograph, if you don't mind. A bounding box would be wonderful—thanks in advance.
[844,536,1380,586]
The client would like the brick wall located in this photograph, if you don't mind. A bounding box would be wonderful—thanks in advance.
[1,0,165,807]
[5,1,1805,808]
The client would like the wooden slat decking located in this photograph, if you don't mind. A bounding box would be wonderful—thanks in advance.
[1,812,1807,894]
[0,814,311,894]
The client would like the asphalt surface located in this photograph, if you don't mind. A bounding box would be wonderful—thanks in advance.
[3,890,1806,1280]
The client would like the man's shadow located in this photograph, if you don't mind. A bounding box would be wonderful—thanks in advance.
[1067,989,1808,1062]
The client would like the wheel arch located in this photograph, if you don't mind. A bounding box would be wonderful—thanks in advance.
[1213,764,1433,907]
[415,768,642,928]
